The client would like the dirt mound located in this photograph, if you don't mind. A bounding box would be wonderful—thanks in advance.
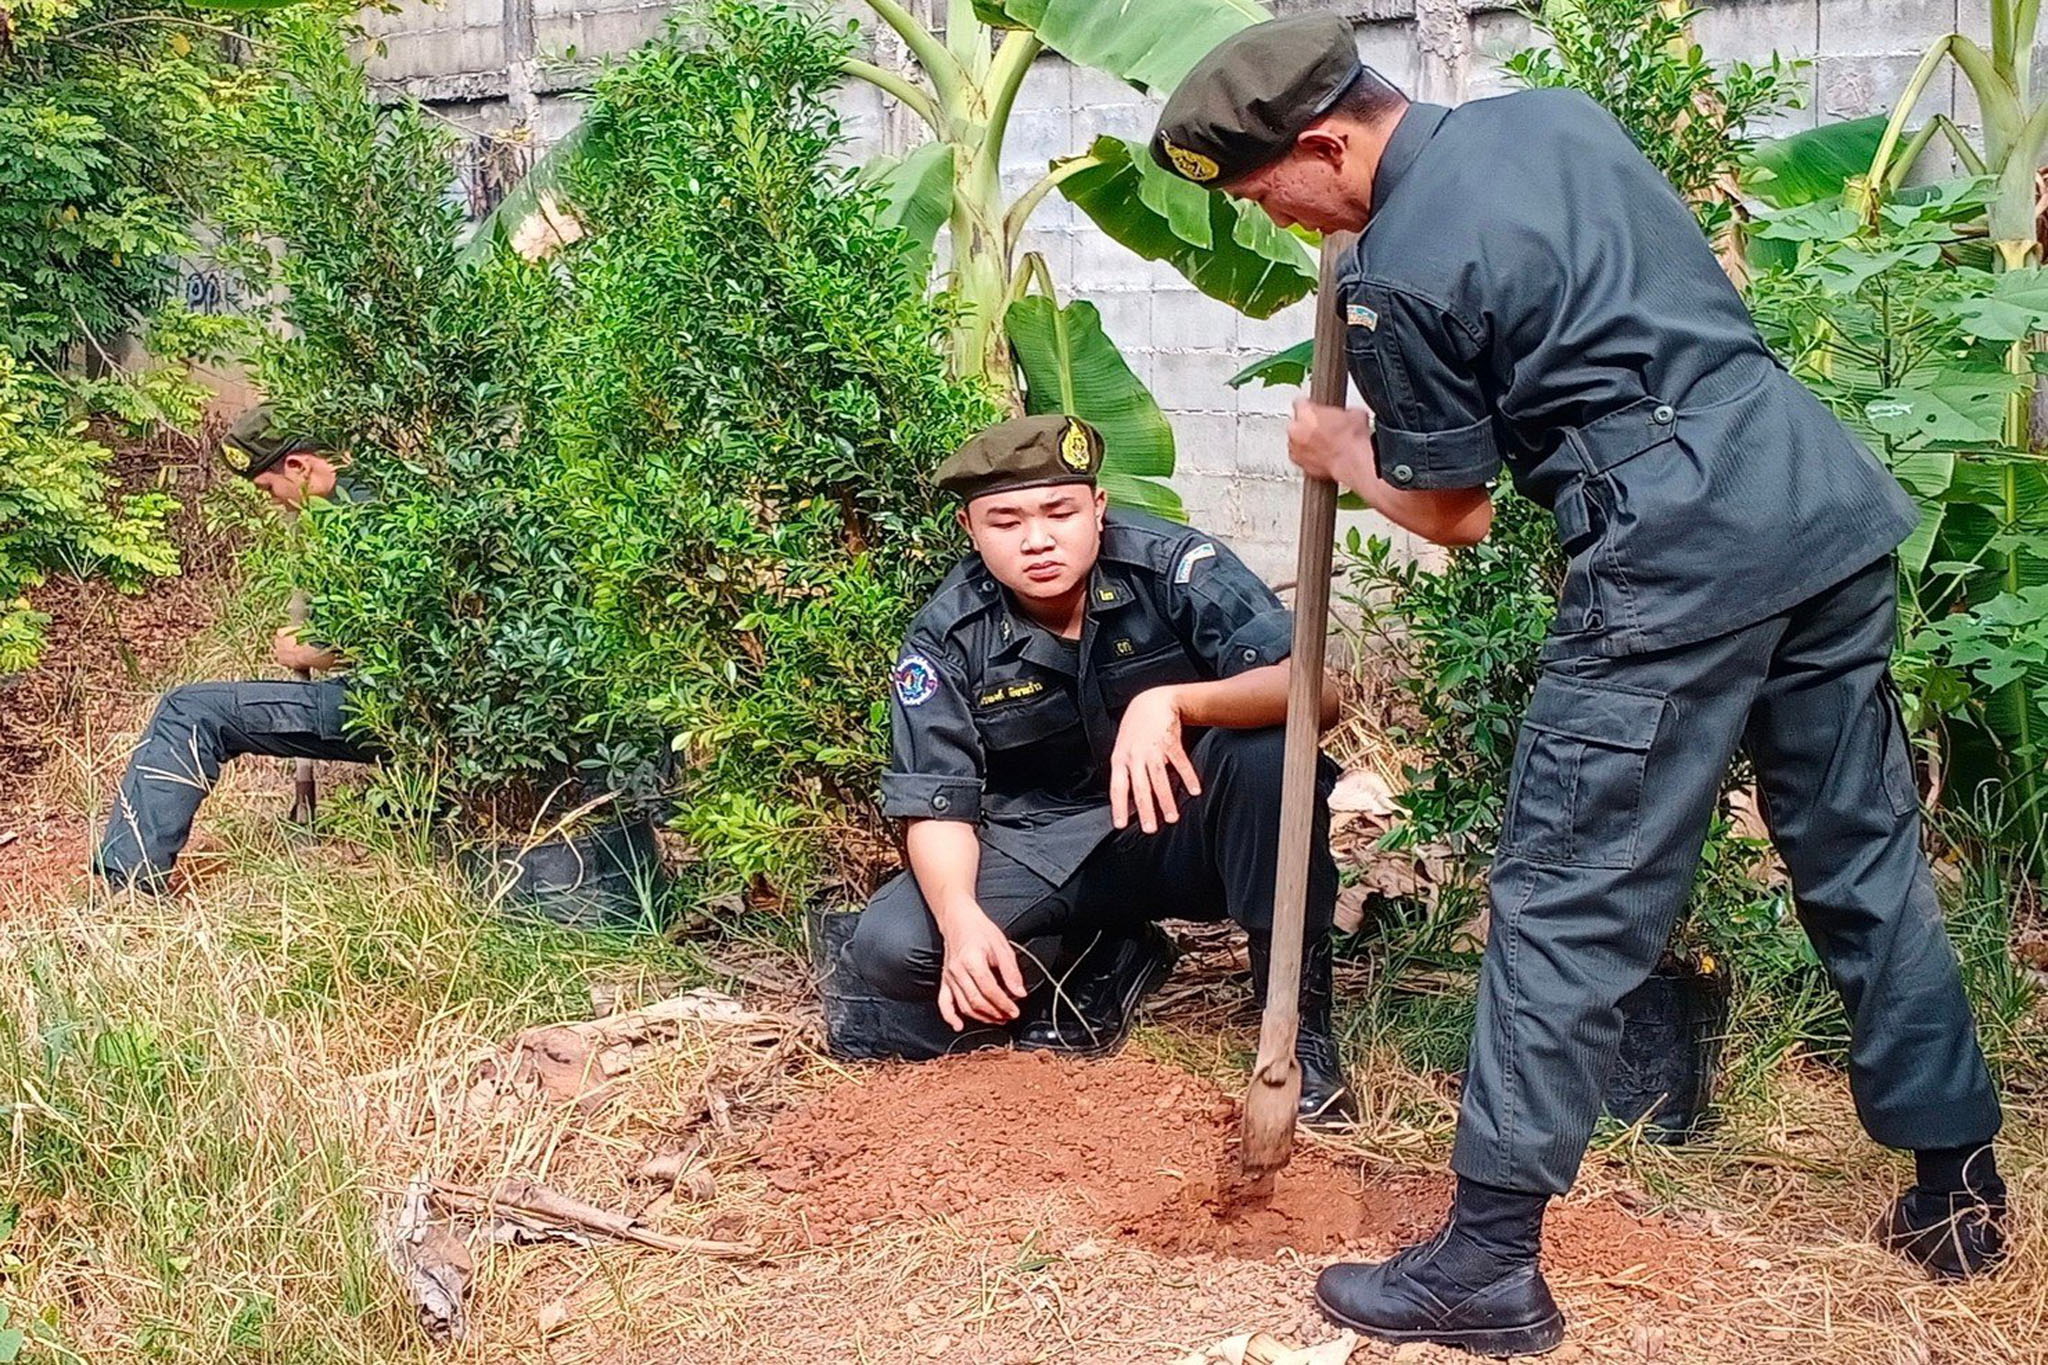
[761,1049,1745,1282]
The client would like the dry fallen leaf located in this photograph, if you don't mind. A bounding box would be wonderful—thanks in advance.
[1328,767,1397,816]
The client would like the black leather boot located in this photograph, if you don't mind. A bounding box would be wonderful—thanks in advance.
[1885,1144,2009,1279]
[1884,1185,2009,1279]
[1315,1178,1564,1357]
[1249,932,1355,1125]
[1015,924,1176,1056]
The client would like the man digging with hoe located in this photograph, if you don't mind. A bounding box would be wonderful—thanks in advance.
[1150,15,2010,1357]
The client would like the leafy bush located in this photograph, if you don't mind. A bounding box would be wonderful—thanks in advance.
[1503,0,1804,247]
[1747,181,2048,854]
[0,0,252,364]
[227,5,991,903]
[1340,498,1556,869]
[217,14,615,822]
[548,2,995,898]
[0,0,259,670]
[0,356,178,672]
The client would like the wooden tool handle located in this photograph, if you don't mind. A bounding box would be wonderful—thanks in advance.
[1241,232,1355,1177]
[288,590,318,825]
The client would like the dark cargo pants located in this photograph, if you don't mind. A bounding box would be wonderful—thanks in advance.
[1456,555,2002,1194]
[94,678,377,890]
[848,725,1337,1001]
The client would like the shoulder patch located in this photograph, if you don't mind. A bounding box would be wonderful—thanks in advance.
[893,652,942,707]
[1174,542,1217,584]
[1346,303,1379,331]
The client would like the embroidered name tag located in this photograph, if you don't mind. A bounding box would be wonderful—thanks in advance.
[977,678,1046,707]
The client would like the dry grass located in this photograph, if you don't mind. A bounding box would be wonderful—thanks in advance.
[2,578,2044,1362]
[3,791,2045,1362]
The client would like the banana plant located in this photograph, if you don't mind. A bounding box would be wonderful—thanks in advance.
[842,0,1315,515]
[844,0,1313,389]
[1844,1,2048,830]
[1859,0,2046,265]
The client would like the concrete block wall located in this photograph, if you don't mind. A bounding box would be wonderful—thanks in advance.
[353,0,2004,579]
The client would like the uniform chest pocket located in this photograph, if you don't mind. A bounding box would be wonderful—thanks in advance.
[1099,644,1199,710]
[976,688,1084,751]
[1500,673,1666,871]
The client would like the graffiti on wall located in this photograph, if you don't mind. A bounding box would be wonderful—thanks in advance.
[182,267,248,316]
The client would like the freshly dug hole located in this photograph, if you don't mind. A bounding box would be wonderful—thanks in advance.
[759,1049,1750,1285]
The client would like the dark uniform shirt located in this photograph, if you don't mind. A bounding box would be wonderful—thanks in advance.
[1342,91,1918,655]
[882,510,1293,885]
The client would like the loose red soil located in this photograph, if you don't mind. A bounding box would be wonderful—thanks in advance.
[760,1049,1750,1289]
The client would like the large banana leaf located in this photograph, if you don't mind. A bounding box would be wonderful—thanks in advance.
[1059,136,1316,318]
[1006,294,1183,519]
[859,142,956,274]
[977,0,1269,97]
[1747,116,1892,209]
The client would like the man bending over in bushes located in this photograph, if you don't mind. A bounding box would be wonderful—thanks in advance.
[844,413,1355,1125]
[93,406,378,894]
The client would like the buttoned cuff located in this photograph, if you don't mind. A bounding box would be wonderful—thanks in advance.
[1219,608,1293,677]
[1376,414,1503,490]
[880,771,982,821]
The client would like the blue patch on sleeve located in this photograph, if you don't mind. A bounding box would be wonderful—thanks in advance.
[893,652,941,707]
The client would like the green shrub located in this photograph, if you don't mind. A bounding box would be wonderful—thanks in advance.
[0,356,178,672]
[1502,0,1804,246]
[1,1,261,671]
[0,0,253,365]
[548,2,995,898]
[217,14,612,822]
[226,5,992,903]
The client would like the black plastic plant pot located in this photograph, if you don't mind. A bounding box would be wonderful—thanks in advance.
[459,816,668,931]
[1603,961,1733,1143]
[807,905,1010,1061]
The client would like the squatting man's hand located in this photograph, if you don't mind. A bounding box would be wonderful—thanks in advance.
[937,903,1028,1031]
[1287,398,1373,484]
[272,626,336,674]
[1111,685,1202,834]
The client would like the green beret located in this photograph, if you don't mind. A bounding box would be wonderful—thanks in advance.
[219,404,322,480]
[936,415,1103,503]
[1152,14,1362,186]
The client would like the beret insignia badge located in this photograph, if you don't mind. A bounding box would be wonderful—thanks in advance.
[1060,419,1093,471]
[1160,137,1220,183]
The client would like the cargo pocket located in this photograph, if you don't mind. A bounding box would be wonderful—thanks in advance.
[1501,673,1666,870]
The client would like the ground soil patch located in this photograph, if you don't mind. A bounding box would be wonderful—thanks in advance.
[759,1049,1750,1293]
[1,434,234,906]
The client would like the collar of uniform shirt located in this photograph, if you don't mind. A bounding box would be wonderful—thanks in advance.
[1367,102,1451,230]
[984,566,1137,670]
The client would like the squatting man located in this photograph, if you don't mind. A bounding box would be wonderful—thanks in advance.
[845,413,1356,1125]
[1147,13,2009,1356]
[94,407,379,894]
